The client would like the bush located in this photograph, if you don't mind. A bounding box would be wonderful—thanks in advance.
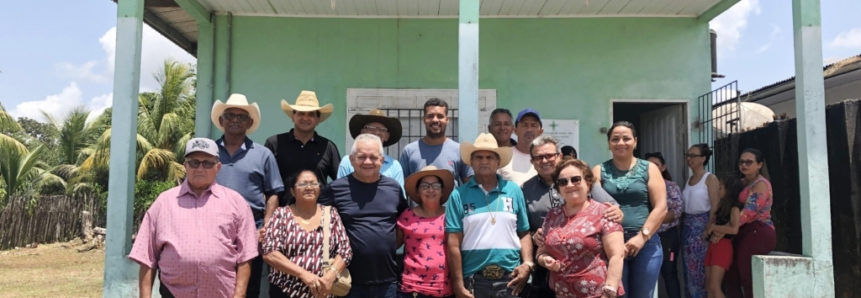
[133,180,176,232]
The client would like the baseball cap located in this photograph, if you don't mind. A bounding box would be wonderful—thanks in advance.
[185,138,219,158]
[515,108,542,127]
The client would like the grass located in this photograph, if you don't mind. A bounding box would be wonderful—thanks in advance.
[0,242,104,298]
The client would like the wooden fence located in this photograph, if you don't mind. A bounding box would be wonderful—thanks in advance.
[0,194,102,250]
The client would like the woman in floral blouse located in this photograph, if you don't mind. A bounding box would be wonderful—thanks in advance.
[263,170,353,298]
[537,158,626,298]
[396,166,454,298]
[720,149,775,298]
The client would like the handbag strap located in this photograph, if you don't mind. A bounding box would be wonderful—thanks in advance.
[322,205,332,263]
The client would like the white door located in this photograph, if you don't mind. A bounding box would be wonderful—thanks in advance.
[345,88,497,158]
[639,104,687,185]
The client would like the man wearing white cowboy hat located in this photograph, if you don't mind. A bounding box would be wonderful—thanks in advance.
[265,90,341,206]
[337,109,404,186]
[445,133,533,298]
[212,93,285,298]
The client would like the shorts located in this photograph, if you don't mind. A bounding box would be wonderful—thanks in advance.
[704,238,734,271]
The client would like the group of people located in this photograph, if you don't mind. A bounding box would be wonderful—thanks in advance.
[128,90,776,298]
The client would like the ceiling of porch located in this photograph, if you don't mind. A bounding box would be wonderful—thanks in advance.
[197,0,724,18]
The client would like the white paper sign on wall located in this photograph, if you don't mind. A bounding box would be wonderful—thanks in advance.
[542,119,580,152]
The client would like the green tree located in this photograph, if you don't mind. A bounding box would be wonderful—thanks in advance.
[82,58,196,184]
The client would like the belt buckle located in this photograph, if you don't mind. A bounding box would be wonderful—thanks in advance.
[481,265,505,280]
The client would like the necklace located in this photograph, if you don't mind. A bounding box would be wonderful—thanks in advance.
[483,191,502,225]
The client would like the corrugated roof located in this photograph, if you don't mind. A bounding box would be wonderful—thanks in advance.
[741,54,861,102]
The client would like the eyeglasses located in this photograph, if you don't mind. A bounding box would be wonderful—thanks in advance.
[684,153,704,158]
[186,160,216,169]
[354,155,381,162]
[222,113,250,122]
[532,153,559,162]
[738,159,756,166]
[363,125,388,133]
[295,182,321,189]
[556,176,583,186]
[419,183,442,190]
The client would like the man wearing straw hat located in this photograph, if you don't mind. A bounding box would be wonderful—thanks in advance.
[265,90,341,206]
[212,93,285,298]
[445,133,533,298]
[337,109,404,185]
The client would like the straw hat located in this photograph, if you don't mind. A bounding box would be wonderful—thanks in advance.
[211,93,261,134]
[404,166,455,206]
[280,90,334,123]
[461,133,513,169]
[349,109,402,147]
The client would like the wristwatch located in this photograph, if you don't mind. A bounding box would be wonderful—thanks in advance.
[641,227,652,240]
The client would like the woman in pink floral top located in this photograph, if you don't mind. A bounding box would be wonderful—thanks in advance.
[396,166,455,298]
[720,149,775,298]
[537,158,626,298]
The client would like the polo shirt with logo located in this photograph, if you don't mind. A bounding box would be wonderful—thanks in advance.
[444,174,530,277]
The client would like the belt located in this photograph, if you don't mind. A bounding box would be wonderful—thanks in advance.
[479,265,506,280]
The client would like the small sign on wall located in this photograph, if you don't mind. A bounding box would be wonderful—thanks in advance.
[542,119,580,153]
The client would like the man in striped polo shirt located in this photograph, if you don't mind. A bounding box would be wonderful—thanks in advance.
[445,133,534,298]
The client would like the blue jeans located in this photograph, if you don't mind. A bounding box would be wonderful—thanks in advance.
[345,282,398,298]
[622,232,663,298]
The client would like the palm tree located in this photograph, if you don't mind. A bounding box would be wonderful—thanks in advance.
[81,58,196,184]
[41,106,99,166]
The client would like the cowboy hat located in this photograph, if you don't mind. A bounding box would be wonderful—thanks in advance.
[349,109,402,147]
[405,166,455,206]
[461,133,513,169]
[211,93,261,134]
[280,90,334,123]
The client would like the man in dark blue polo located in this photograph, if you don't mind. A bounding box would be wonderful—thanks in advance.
[212,93,285,298]
[319,134,408,298]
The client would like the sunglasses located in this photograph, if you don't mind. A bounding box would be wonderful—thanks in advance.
[186,160,216,169]
[532,153,559,162]
[222,113,250,122]
[738,159,756,166]
[556,176,583,186]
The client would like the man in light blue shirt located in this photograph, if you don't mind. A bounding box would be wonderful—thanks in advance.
[337,109,404,186]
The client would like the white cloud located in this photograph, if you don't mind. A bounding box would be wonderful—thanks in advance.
[830,28,861,49]
[55,25,195,91]
[755,24,781,54]
[10,83,114,124]
[709,0,761,55]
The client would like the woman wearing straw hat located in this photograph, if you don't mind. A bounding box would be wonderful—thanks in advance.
[396,166,455,298]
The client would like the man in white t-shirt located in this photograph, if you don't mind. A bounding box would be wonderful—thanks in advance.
[498,108,544,186]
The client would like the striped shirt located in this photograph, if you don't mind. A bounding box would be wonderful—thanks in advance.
[445,174,530,276]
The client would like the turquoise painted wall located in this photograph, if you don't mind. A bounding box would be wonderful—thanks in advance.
[203,16,711,167]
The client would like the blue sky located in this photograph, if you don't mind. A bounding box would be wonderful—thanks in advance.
[0,0,859,123]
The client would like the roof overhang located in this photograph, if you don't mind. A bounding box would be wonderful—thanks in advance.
[743,55,861,106]
[113,0,739,56]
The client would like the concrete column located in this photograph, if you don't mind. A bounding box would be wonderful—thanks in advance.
[196,16,214,139]
[790,0,835,296]
[102,0,144,296]
[458,0,480,143]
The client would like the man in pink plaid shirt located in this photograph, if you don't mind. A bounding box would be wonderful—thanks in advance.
[129,138,259,298]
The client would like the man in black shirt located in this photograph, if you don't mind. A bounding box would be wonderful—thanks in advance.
[318,134,408,298]
[265,90,341,206]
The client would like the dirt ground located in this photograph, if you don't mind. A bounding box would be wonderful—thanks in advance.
[0,240,104,298]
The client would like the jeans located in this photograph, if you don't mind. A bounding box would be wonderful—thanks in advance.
[621,232,663,298]
[345,282,399,298]
[659,226,682,298]
[723,221,776,298]
[464,273,518,298]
